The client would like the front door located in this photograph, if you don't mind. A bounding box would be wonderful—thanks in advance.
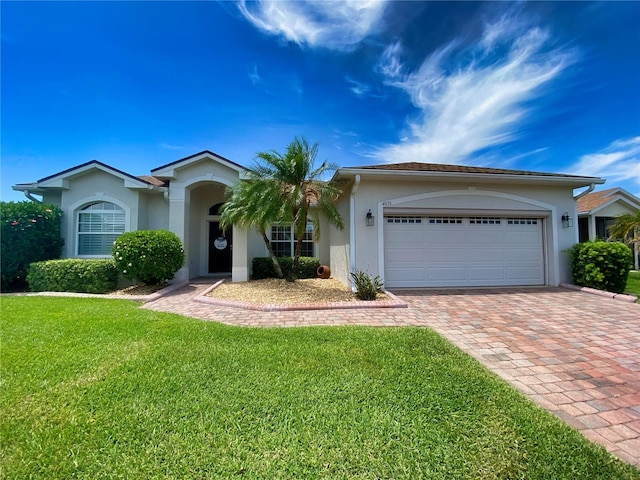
[208,222,232,273]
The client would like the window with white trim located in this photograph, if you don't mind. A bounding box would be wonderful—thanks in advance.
[270,223,314,257]
[77,202,125,256]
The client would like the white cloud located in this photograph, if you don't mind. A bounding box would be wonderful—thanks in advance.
[237,0,387,51]
[249,64,262,85]
[566,136,640,188]
[159,142,185,150]
[372,13,574,164]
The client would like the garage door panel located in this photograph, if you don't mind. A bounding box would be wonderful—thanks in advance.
[468,267,506,280]
[466,248,505,262]
[427,230,464,244]
[470,231,504,244]
[426,248,468,262]
[505,231,541,243]
[386,248,426,263]
[385,215,544,287]
[508,266,544,281]
[427,267,467,281]
[386,267,425,282]
[506,248,542,262]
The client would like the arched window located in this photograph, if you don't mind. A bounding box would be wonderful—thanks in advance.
[208,203,224,216]
[77,202,125,256]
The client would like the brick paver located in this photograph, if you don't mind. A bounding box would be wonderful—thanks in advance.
[143,280,640,467]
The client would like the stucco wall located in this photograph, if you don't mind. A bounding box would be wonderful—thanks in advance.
[345,178,579,286]
[595,202,638,218]
[329,187,352,287]
[59,171,142,258]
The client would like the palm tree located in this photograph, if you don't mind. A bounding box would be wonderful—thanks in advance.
[220,178,288,279]
[608,209,640,250]
[222,137,345,282]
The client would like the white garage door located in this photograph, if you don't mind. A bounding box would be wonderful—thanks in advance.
[384,215,544,288]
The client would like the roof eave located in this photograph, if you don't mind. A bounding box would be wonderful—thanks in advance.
[151,150,248,179]
[335,167,605,187]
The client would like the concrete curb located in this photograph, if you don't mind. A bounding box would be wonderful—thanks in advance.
[559,282,639,303]
[194,279,408,311]
[5,280,191,303]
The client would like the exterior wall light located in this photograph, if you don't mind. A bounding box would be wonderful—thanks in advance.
[561,212,573,228]
[366,209,375,227]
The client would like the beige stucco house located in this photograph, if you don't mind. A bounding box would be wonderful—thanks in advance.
[577,187,640,269]
[13,151,606,288]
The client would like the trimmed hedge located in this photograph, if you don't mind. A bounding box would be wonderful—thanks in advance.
[252,257,321,280]
[113,230,184,285]
[27,259,118,294]
[1,201,63,291]
[569,241,632,294]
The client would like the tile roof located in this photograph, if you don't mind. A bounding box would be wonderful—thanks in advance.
[575,188,640,214]
[138,175,168,187]
[355,162,588,178]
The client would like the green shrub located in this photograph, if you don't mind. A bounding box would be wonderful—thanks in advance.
[27,259,118,294]
[252,257,321,280]
[569,241,632,293]
[350,270,383,300]
[113,230,184,285]
[1,201,63,291]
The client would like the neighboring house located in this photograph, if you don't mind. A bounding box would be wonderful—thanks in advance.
[13,152,605,288]
[577,187,640,270]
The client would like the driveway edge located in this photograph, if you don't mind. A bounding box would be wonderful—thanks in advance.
[560,282,638,303]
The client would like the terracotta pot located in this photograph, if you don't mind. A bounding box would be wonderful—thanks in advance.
[317,265,331,279]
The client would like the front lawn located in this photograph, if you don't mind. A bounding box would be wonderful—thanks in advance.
[625,270,640,298]
[1,297,637,479]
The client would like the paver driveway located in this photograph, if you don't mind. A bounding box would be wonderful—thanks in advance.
[144,281,640,467]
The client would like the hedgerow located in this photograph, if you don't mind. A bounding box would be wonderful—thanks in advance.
[252,257,320,280]
[568,241,632,294]
[1,201,63,291]
[113,230,184,285]
[27,259,118,294]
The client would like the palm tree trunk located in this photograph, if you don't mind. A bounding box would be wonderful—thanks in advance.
[260,229,284,279]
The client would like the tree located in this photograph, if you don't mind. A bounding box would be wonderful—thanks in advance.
[608,210,640,267]
[1,201,63,290]
[220,178,288,279]
[221,137,345,282]
[608,209,640,246]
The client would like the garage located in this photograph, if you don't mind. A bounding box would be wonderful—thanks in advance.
[384,215,545,288]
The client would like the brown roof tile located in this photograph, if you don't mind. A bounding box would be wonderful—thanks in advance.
[577,188,620,213]
[138,175,168,187]
[355,162,587,178]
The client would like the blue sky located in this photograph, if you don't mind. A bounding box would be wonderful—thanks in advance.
[2,1,639,201]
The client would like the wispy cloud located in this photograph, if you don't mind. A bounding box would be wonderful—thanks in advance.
[237,0,387,51]
[372,12,574,164]
[248,64,262,85]
[159,142,185,150]
[345,76,371,96]
[566,136,640,189]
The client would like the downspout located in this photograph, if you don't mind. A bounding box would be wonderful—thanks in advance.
[349,175,361,290]
[574,183,596,200]
[23,190,42,203]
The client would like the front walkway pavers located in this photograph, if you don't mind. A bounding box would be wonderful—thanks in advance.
[143,280,640,467]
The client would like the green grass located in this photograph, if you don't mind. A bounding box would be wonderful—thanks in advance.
[625,270,640,298]
[1,297,638,479]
